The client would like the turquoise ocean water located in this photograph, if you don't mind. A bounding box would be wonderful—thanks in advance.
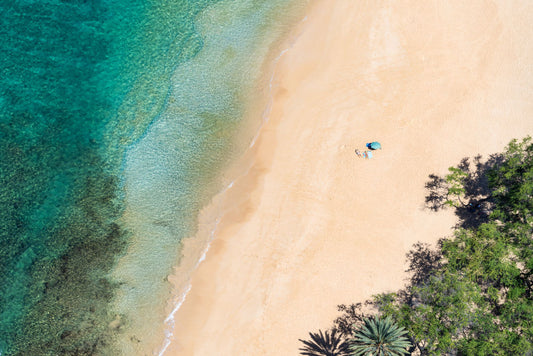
[0,1,305,354]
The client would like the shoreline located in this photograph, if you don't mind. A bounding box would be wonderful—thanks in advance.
[164,1,533,354]
[157,7,313,355]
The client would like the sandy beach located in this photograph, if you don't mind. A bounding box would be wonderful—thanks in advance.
[164,1,533,354]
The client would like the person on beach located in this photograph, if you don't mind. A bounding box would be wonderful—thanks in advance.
[355,149,362,157]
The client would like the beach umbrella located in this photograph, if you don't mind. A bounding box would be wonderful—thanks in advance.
[366,141,381,150]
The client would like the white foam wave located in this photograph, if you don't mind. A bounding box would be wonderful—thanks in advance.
[156,13,309,356]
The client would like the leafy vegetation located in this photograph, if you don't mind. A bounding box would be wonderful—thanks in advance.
[300,137,533,355]
[350,316,411,356]
[298,329,351,356]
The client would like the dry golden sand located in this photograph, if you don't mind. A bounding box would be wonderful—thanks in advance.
[164,1,533,354]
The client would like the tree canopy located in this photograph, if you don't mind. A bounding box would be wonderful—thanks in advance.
[298,329,351,356]
[307,137,533,355]
[350,316,411,356]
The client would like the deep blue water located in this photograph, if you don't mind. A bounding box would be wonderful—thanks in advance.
[0,0,305,354]
[0,1,218,354]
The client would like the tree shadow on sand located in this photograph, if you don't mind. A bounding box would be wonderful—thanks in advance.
[424,153,505,229]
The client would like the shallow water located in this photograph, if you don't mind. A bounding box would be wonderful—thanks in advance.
[0,0,305,354]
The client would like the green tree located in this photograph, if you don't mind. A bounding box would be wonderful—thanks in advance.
[488,136,533,224]
[298,329,352,356]
[374,270,490,355]
[350,316,411,356]
[309,137,533,355]
[373,137,533,354]
[445,166,469,208]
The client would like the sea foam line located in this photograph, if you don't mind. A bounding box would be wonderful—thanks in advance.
[156,15,308,356]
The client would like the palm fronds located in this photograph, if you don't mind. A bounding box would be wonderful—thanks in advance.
[298,329,352,356]
[350,316,411,356]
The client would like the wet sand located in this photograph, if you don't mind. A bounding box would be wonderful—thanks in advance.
[165,1,533,354]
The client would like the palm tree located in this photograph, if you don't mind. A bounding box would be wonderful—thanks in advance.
[350,316,411,356]
[298,329,352,356]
